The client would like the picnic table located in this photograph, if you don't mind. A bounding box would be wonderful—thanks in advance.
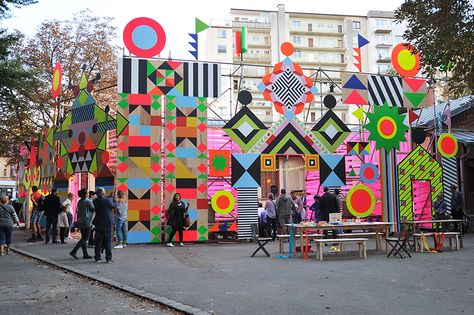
[285,221,394,257]
[403,219,464,248]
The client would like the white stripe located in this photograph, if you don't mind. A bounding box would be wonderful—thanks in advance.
[117,58,123,93]
[131,58,139,94]
[187,62,193,96]
[394,78,404,106]
[198,63,204,97]
[385,77,401,107]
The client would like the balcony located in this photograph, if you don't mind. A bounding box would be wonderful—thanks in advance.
[290,29,344,37]
[235,53,272,63]
[374,27,392,34]
[377,55,391,63]
[375,43,392,48]
[232,21,271,30]
[294,45,345,52]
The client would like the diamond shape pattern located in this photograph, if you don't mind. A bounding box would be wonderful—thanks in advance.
[223,106,267,153]
[311,109,350,153]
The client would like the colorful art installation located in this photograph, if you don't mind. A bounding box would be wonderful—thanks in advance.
[311,108,350,154]
[164,95,208,241]
[403,77,428,108]
[342,73,368,105]
[258,42,317,115]
[188,18,209,60]
[231,154,261,189]
[235,25,248,56]
[211,190,235,214]
[437,133,458,158]
[442,157,458,212]
[123,17,166,58]
[118,58,221,98]
[359,163,379,184]
[305,154,319,171]
[237,188,258,240]
[116,93,160,243]
[209,149,231,177]
[260,154,276,172]
[398,146,443,221]
[391,43,421,77]
[51,62,62,99]
[319,154,346,187]
[352,106,365,122]
[346,184,376,218]
[368,75,403,107]
[38,128,56,193]
[364,102,408,151]
[346,142,370,156]
[353,34,369,72]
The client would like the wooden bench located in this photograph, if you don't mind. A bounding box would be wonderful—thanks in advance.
[337,232,381,250]
[314,238,368,261]
[414,232,460,252]
[276,234,324,254]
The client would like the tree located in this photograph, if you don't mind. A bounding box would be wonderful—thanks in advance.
[395,0,474,97]
[0,0,37,18]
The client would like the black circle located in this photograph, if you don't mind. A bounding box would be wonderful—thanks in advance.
[412,128,426,145]
[323,95,337,109]
[238,90,252,105]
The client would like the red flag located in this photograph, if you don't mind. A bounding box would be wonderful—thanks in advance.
[235,31,242,56]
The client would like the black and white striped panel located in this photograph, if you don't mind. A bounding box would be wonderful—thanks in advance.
[368,75,403,107]
[237,188,259,240]
[183,62,221,98]
[442,157,458,212]
[118,58,148,94]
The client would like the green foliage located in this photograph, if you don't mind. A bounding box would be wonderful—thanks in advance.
[395,0,474,97]
[0,0,37,19]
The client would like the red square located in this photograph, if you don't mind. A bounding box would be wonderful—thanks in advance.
[177,188,197,199]
[197,198,208,210]
[128,94,151,105]
[176,117,187,127]
[139,210,150,221]
[150,115,162,126]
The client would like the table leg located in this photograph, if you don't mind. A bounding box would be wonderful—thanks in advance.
[385,227,389,254]
[300,232,304,257]
[459,222,463,248]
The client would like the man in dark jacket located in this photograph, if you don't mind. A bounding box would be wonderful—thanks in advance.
[318,187,339,239]
[43,188,61,244]
[93,187,118,263]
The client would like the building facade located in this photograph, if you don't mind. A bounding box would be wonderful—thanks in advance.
[0,157,17,199]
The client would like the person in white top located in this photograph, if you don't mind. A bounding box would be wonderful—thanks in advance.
[62,193,74,238]
[57,206,69,244]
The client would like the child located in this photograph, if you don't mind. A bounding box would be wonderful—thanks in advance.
[57,205,69,244]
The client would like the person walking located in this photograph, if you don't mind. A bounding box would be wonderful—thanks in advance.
[114,190,128,249]
[0,196,19,256]
[276,189,295,235]
[62,193,74,238]
[27,186,44,242]
[43,188,61,244]
[166,193,188,247]
[93,188,117,263]
[69,189,94,260]
[264,193,277,240]
[57,205,69,244]
[88,191,97,248]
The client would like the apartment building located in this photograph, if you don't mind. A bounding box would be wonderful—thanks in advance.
[205,4,406,126]
[0,157,17,198]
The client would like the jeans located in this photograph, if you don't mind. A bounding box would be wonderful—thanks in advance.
[67,212,73,235]
[45,216,58,243]
[94,227,112,261]
[168,226,183,243]
[71,227,91,257]
[267,217,277,240]
[115,217,127,244]
[0,226,13,245]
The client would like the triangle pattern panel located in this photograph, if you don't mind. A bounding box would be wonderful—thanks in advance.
[403,77,428,108]
[368,75,403,107]
[319,154,346,187]
[342,73,368,105]
[231,154,261,189]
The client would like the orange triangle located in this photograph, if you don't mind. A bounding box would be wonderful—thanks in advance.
[228,221,237,232]
[69,139,80,152]
[84,137,96,150]
[354,63,362,72]
[403,77,426,93]
[210,222,220,232]
[344,90,367,105]
[149,86,164,95]
[166,61,182,70]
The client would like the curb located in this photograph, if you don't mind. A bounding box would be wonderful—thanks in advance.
[11,247,211,315]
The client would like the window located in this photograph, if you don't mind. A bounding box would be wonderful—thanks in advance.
[251,35,261,41]
[376,19,389,28]
[292,35,301,44]
[341,112,347,123]
[3,169,7,177]
[217,45,227,53]
[394,35,403,44]
[338,40,343,48]
[352,21,361,29]
[264,36,270,45]
[337,25,342,33]
[233,80,238,90]
[378,48,390,58]
[294,50,302,58]
[352,35,358,48]
[217,30,227,38]
[311,112,316,122]
[340,54,345,63]
[308,23,313,31]
[376,34,390,44]
[308,38,313,47]
[292,20,301,28]
[378,64,389,74]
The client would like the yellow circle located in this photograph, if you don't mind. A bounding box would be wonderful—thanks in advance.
[53,70,60,90]
[211,190,235,214]
[377,116,397,139]
[398,50,416,70]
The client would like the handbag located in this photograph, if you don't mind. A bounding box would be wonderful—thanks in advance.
[184,214,191,228]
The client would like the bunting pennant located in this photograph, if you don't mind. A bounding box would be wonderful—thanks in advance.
[353,34,369,72]
[408,109,420,125]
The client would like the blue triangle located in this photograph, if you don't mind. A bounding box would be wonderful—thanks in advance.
[322,172,344,187]
[342,74,367,90]
[358,34,369,48]
[188,33,198,41]
[233,172,260,188]
[189,50,198,60]
[188,41,198,50]
[234,153,259,169]
[320,154,343,169]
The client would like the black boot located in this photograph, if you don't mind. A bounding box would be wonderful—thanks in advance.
[36,233,44,241]
[27,234,37,242]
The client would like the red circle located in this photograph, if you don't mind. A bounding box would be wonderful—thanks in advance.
[391,43,421,77]
[351,189,372,213]
[216,195,230,209]
[123,17,166,58]
[440,137,456,155]
[102,151,110,164]
[281,42,294,56]
[363,167,375,180]
[380,118,395,136]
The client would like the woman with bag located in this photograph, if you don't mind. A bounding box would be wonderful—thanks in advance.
[0,195,19,255]
[166,193,189,247]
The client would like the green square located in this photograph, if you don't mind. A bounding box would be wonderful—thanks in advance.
[198,225,208,235]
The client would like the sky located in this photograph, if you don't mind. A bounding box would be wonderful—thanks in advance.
[3,0,404,59]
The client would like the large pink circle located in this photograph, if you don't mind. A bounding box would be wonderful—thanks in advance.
[123,18,166,58]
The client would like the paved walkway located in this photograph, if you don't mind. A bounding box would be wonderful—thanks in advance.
[10,230,474,314]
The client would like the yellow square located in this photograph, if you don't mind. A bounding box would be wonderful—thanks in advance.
[186,117,197,127]
[305,154,319,171]
[261,154,276,171]
[128,209,140,221]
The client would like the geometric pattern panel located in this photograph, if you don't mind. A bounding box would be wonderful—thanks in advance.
[403,77,428,108]
[442,157,457,213]
[223,105,267,153]
[397,146,443,221]
[346,142,370,155]
[319,154,346,187]
[209,149,230,177]
[231,154,261,189]
[342,73,368,105]
[118,58,221,98]
[164,95,208,241]
[116,93,161,244]
[261,154,276,172]
[312,110,350,153]
[237,188,259,240]
[368,75,403,107]
[38,128,56,194]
